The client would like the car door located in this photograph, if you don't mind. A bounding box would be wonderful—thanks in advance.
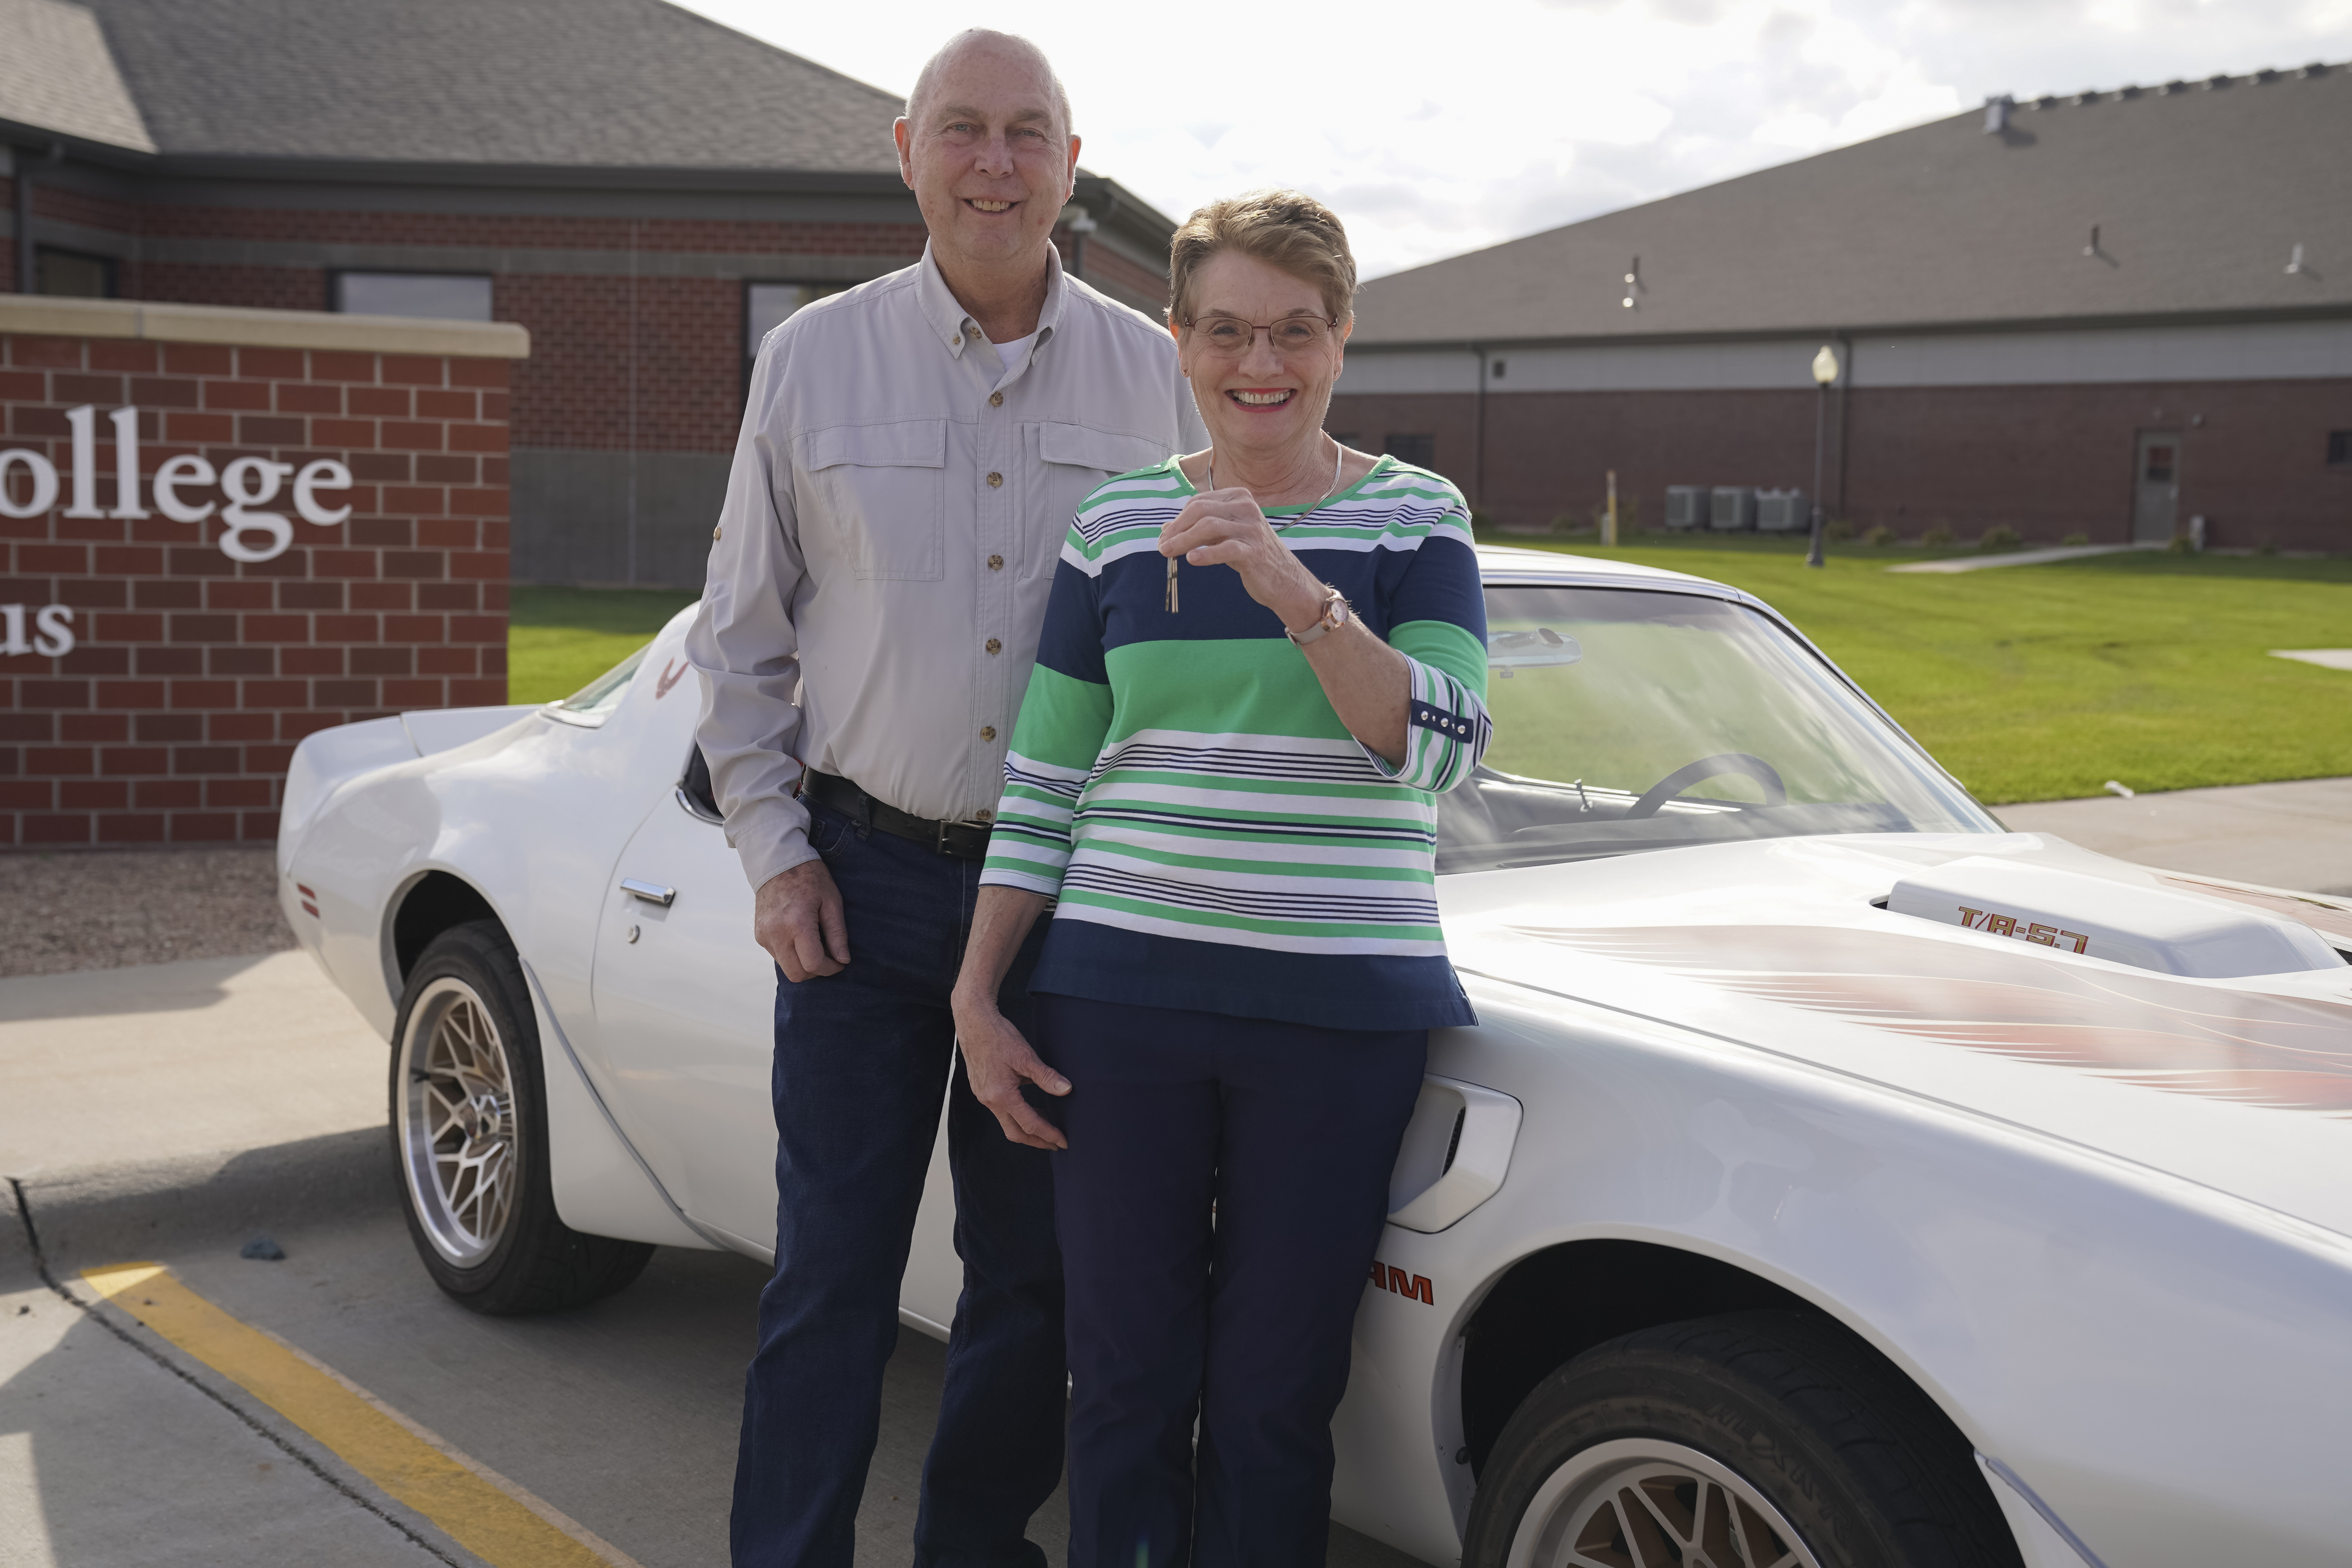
[586,758,967,1330]
[589,767,780,1249]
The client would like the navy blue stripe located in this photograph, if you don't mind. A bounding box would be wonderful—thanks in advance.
[1386,534,1486,642]
[1034,557,1108,684]
[1031,922,1477,1032]
[1096,535,1470,654]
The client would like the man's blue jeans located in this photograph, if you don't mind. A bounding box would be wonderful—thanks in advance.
[730,798,1063,1568]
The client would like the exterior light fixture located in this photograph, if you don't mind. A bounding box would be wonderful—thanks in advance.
[1060,203,1098,278]
[1807,345,1840,568]
[2287,243,2306,275]
[1622,256,1640,310]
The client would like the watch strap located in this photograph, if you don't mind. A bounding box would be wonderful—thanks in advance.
[1285,585,1348,646]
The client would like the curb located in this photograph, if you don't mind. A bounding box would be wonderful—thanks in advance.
[5,1125,395,1270]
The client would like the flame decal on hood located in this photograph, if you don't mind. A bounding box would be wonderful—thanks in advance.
[1517,924,2352,1118]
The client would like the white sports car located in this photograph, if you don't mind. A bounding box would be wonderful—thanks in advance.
[278,547,2352,1568]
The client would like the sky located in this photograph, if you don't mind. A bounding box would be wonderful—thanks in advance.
[679,0,2352,279]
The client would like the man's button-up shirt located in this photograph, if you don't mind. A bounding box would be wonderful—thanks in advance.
[687,243,1207,889]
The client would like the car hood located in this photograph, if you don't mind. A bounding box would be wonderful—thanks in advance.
[1440,832,2352,1243]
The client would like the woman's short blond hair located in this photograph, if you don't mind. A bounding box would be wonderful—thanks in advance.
[1167,189,1357,328]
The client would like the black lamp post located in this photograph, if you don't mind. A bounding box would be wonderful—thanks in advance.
[1806,343,1839,568]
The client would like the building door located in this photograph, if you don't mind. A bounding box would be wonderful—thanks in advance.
[2132,431,2181,543]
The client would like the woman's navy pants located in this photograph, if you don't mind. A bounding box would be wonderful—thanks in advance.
[1034,992,1428,1568]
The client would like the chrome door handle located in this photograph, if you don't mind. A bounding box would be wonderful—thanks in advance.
[620,878,676,907]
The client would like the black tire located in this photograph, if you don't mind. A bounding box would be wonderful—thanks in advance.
[1464,1310,2024,1568]
[389,919,653,1314]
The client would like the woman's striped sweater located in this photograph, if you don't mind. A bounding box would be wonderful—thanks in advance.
[980,454,1491,1031]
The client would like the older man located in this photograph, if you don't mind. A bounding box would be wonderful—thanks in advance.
[688,28,1204,1568]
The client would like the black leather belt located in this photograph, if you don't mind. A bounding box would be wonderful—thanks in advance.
[800,769,994,860]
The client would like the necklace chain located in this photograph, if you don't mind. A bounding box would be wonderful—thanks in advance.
[1205,438,1347,519]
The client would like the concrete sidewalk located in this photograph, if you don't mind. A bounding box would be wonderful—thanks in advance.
[1998,775,2352,896]
[0,951,1421,1568]
[0,951,383,1187]
[1887,543,2145,573]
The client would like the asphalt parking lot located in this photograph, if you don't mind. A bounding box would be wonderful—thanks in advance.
[5,777,2348,1566]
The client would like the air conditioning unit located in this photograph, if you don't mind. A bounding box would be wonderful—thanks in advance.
[1709,486,1756,531]
[1756,489,1807,532]
[1665,486,1708,529]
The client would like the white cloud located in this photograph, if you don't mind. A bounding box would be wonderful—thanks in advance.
[679,0,2352,277]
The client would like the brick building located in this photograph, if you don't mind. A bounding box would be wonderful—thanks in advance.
[1,294,525,847]
[2,0,1181,587]
[1332,65,2352,551]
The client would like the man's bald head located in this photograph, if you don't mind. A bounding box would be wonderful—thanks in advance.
[904,29,1073,141]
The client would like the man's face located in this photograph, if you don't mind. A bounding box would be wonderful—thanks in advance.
[895,41,1079,276]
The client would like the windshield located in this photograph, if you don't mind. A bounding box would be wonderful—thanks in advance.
[1440,584,1997,875]
[551,642,651,724]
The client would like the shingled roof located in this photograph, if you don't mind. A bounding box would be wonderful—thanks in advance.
[1352,64,2352,347]
[5,0,906,174]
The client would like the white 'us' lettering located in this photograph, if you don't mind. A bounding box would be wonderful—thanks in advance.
[0,604,75,659]
[0,406,353,564]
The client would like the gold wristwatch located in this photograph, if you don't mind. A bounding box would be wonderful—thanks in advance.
[1285,584,1350,646]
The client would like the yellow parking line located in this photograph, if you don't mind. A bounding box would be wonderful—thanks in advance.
[82,1262,639,1568]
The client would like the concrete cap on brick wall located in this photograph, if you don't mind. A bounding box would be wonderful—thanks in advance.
[0,296,530,359]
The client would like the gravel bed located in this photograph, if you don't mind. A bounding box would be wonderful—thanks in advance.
[0,848,296,978]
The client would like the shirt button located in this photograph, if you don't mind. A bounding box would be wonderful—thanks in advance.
[989,391,1004,407]
[980,725,997,740]
[987,554,1004,571]
[976,808,994,822]
[987,472,1003,488]
[985,638,1002,654]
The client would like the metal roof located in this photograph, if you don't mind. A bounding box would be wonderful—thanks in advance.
[1353,65,2352,348]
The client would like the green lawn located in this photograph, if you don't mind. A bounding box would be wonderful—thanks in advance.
[505,539,2352,805]
[1490,532,2352,804]
[508,585,698,704]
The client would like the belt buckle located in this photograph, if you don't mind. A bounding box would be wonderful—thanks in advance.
[934,819,955,856]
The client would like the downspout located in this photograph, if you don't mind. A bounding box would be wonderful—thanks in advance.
[1472,344,1489,517]
[13,145,34,296]
[1833,332,1854,520]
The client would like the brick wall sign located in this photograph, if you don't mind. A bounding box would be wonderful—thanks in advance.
[1,297,530,848]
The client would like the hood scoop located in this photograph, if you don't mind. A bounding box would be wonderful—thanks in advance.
[1886,856,2347,979]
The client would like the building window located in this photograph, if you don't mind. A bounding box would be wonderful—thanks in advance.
[334,272,493,321]
[2329,431,2352,466]
[746,282,847,377]
[1384,434,1437,467]
[36,249,115,298]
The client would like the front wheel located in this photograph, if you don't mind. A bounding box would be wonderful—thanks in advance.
[1465,1311,2024,1568]
[391,919,653,1314]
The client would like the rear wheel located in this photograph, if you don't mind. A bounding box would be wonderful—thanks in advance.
[391,919,653,1314]
[1465,1311,2024,1568]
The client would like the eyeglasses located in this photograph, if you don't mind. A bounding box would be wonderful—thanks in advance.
[1184,313,1339,356]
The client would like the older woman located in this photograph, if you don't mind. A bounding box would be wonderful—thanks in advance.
[949,189,1490,1566]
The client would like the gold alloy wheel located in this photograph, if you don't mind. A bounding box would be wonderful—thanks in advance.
[1505,1439,1824,1568]
[396,976,519,1266]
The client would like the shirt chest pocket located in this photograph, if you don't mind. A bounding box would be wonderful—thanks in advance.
[803,420,947,581]
[1033,423,1170,573]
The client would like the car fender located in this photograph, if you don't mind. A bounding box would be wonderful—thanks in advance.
[517,953,717,1251]
[1330,979,2352,1568]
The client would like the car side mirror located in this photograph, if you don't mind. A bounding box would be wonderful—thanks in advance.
[1488,626,1581,678]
